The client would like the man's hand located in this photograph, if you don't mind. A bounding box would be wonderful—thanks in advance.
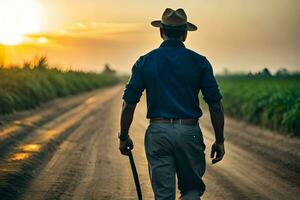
[211,142,225,164]
[119,136,134,156]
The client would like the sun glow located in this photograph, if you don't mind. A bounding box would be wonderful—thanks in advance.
[38,37,48,44]
[0,0,41,46]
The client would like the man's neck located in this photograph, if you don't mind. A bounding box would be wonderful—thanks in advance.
[163,37,183,42]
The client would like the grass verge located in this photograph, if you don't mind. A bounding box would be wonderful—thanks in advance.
[0,57,120,115]
[217,75,300,136]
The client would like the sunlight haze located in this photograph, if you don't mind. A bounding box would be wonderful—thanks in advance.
[0,0,299,73]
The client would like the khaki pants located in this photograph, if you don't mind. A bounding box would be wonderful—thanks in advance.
[145,123,206,200]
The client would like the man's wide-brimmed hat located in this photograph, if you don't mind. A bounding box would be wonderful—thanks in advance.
[151,8,197,31]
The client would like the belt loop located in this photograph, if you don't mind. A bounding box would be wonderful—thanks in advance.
[179,119,182,125]
[170,119,174,124]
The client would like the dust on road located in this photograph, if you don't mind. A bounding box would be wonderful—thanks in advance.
[0,86,299,199]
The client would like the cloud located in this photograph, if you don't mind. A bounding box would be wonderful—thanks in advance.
[59,21,143,36]
[25,21,145,48]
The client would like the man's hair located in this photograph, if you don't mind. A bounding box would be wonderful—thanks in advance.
[162,28,186,39]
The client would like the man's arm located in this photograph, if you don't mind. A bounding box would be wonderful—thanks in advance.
[119,101,136,156]
[199,57,225,164]
[119,57,145,156]
[208,101,225,164]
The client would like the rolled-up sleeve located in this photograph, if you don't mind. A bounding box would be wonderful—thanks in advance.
[200,58,222,104]
[122,57,145,104]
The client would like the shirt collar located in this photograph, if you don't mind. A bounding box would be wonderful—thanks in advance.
[159,40,185,48]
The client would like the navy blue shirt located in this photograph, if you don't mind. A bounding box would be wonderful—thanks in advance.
[123,40,222,119]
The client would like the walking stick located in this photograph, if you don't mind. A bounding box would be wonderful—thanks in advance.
[128,150,143,200]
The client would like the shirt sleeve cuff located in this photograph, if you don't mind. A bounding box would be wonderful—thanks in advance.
[122,84,143,104]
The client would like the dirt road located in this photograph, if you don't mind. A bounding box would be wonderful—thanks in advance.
[0,85,299,200]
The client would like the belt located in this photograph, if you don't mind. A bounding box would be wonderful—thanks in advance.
[150,118,198,125]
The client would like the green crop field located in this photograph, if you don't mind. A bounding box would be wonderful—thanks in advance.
[0,57,120,115]
[217,75,300,136]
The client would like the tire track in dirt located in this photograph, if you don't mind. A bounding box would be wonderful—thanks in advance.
[0,88,111,156]
[0,86,123,200]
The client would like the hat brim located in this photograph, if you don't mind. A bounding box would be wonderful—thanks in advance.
[151,20,197,31]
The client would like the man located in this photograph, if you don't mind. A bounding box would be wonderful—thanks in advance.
[118,8,225,200]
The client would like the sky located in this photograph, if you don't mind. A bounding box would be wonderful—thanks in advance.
[0,0,299,74]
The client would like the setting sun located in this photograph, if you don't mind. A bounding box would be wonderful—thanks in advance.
[0,0,41,45]
[38,37,48,44]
